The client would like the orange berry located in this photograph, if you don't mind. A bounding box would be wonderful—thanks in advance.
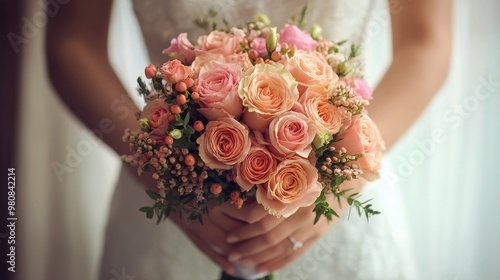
[191,85,200,93]
[190,92,200,100]
[230,190,240,201]
[234,197,244,208]
[176,94,187,105]
[210,183,222,195]
[175,82,187,92]
[193,120,204,132]
[164,136,174,145]
[248,49,259,60]
[144,64,157,79]
[184,154,196,166]
[271,51,281,61]
[183,78,195,88]
[255,57,264,64]
[170,105,182,114]
[167,114,175,122]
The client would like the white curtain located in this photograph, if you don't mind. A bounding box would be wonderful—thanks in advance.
[16,0,500,280]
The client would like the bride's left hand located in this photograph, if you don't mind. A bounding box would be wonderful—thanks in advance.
[221,202,335,274]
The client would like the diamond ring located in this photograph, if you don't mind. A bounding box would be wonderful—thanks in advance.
[288,236,303,252]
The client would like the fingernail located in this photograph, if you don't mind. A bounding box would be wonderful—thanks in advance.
[228,252,242,262]
[227,235,239,243]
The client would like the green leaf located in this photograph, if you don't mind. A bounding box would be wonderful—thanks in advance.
[146,190,160,200]
[184,125,195,136]
[146,209,154,219]
[139,206,151,213]
[183,112,190,127]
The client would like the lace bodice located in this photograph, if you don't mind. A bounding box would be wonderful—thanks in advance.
[132,0,374,64]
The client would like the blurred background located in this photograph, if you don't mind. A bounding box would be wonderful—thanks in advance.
[2,0,500,279]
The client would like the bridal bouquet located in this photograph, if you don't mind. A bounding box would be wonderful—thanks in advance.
[122,10,384,227]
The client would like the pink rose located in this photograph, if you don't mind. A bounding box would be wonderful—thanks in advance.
[250,37,268,57]
[162,33,195,65]
[196,117,251,170]
[231,53,253,70]
[284,50,338,95]
[267,112,317,159]
[343,78,373,100]
[197,61,244,120]
[236,143,277,191]
[239,63,299,131]
[333,115,385,181]
[299,85,345,134]
[279,24,318,51]
[160,59,190,84]
[256,157,322,218]
[140,99,171,142]
[195,30,243,60]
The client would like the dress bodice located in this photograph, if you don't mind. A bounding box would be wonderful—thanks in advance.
[132,0,374,64]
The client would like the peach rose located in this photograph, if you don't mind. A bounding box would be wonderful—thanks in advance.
[256,157,322,217]
[197,61,244,120]
[279,24,318,51]
[236,143,277,191]
[160,59,190,83]
[284,50,338,95]
[195,30,243,60]
[333,115,385,181]
[197,117,251,170]
[162,33,195,65]
[299,85,344,134]
[239,63,299,131]
[140,99,171,142]
[267,111,317,159]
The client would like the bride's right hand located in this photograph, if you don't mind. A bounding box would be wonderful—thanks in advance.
[169,202,252,275]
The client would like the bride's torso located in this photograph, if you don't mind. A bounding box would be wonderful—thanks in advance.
[132,0,374,65]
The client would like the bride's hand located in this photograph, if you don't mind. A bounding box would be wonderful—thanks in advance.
[168,202,247,275]
[222,178,365,273]
[223,203,334,274]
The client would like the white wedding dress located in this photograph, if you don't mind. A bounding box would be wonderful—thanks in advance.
[99,1,418,279]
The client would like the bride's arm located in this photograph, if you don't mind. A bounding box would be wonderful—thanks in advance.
[46,0,137,157]
[46,0,242,274]
[369,0,453,148]
[223,0,453,273]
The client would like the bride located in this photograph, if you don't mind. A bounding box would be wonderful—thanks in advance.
[45,0,451,279]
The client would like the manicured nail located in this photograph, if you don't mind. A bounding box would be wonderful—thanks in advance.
[227,235,239,243]
[228,252,242,262]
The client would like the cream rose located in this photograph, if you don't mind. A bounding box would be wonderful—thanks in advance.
[197,117,251,170]
[239,63,299,131]
[256,157,322,218]
[267,111,317,159]
[236,143,277,191]
[333,115,385,181]
[299,85,344,134]
[140,99,171,142]
[197,61,244,120]
[284,50,338,95]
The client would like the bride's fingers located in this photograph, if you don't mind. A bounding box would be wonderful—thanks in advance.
[226,216,304,261]
[182,228,235,275]
[254,237,315,273]
[226,215,283,243]
[237,229,311,268]
[220,200,269,224]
